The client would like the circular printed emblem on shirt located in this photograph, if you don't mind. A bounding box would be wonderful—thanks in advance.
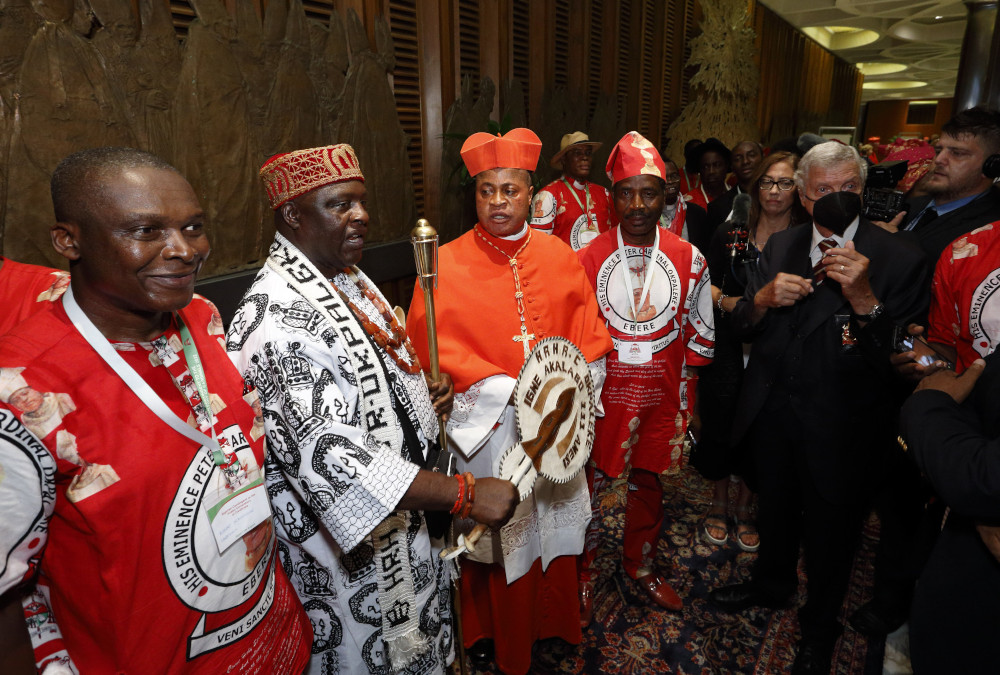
[0,410,54,579]
[569,214,602,250]
[968,267,1000,358]
[531,191,556,226]
[594,246,681,350]
[162,423,273,612]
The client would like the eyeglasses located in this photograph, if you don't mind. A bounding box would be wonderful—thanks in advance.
[758,177,796,191]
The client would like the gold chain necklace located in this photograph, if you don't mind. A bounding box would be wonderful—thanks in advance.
[474,225,536,359]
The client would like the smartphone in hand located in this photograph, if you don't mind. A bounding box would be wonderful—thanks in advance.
[892,325,955,370]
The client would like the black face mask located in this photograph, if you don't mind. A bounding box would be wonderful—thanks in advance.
[812,191,861,235]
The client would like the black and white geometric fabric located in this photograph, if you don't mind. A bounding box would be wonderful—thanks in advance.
[228,236,452,674]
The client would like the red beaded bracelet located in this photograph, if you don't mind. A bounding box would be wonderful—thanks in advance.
[459,472,476,520]
[449,473,466,515]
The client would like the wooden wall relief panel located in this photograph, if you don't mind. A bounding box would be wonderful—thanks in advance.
[4,6,136,268]
[439,75,495,238]
[0,0,864,279]
[172,0,258,276]
[0,0,418,277]
[337,10,417,244]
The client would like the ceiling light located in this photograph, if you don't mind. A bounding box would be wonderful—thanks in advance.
[857,62,908,75]
[862,80,928,89]
[803,26,880,49]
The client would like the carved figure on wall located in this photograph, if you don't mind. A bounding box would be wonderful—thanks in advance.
[307,9,348,143]
[134,0,181,162]
[89,0,179,164]
[665,0,760,166]
[261,0,287,86]
[503,79,527,131]
[173,0,260,276]
[588,93,625,189]
[0,2,421,277]
[229,0,272,249]
[4,0,135,267]
[0,0,42,239]
[537,86,588,186]
[231,0,268,133]
[263,0,319,158]
[336,10,415,244]
[88,0,138,109]
[439,75,495,240]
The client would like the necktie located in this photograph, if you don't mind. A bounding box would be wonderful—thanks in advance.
[911,207,938,232]
[812,238,837,283]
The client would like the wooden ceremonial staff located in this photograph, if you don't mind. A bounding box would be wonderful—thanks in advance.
[410,219,469,675]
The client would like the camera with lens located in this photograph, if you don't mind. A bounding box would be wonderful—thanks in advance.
[862,160,908,222]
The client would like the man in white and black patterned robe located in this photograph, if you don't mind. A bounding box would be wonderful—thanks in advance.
[227,144,517,675]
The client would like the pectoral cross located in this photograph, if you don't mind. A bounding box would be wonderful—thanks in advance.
[512,322,535,359]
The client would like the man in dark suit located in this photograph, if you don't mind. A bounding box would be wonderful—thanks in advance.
[709,142,929,675]
[706,140,763,233]
[888,106,1000,266]
[855,107,1000,637]
[900,353,999,675]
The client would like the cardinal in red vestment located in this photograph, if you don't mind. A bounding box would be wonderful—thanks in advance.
[407,128,612,675]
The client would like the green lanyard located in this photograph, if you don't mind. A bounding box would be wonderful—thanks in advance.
[177,316,226,466]
[561,178,593,224]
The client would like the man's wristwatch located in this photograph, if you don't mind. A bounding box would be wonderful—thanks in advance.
[853,302,884,322]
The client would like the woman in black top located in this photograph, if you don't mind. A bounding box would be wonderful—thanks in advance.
[693,151,810,551]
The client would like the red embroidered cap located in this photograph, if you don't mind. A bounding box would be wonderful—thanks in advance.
[460,128,542,177]
[605,131,666,185]
[259,144,365,210]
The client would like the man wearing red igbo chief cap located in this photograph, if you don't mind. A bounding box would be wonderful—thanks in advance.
[228,143,518,675]
[577,131,715,619]
[406,129,613,674]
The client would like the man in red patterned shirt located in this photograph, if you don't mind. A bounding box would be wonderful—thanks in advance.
[0,147,312,674]
[578,130,715,621]
[531,131,614,250]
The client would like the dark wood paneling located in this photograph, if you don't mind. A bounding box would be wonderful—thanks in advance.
[750,0,862,144]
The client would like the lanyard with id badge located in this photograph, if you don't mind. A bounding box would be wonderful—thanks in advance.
[616,226,662,365]
[63,287,272,555]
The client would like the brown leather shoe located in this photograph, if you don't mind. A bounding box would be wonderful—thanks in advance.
[634,572,682,611]
[579,578,595,628]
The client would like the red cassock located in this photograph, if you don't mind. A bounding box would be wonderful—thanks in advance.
[407,224,612,675]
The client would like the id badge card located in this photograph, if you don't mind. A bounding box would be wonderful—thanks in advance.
[618,340,652,364]
[204,474,272,554]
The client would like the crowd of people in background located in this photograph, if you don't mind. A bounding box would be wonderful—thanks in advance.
[0,106,998,675]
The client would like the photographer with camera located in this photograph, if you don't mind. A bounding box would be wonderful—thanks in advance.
[860,108,1000,641]
[876,107,1000,267]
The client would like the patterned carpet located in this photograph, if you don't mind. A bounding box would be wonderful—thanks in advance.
[468,465,885,675]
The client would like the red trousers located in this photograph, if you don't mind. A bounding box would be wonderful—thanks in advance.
[580,466,664,579]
